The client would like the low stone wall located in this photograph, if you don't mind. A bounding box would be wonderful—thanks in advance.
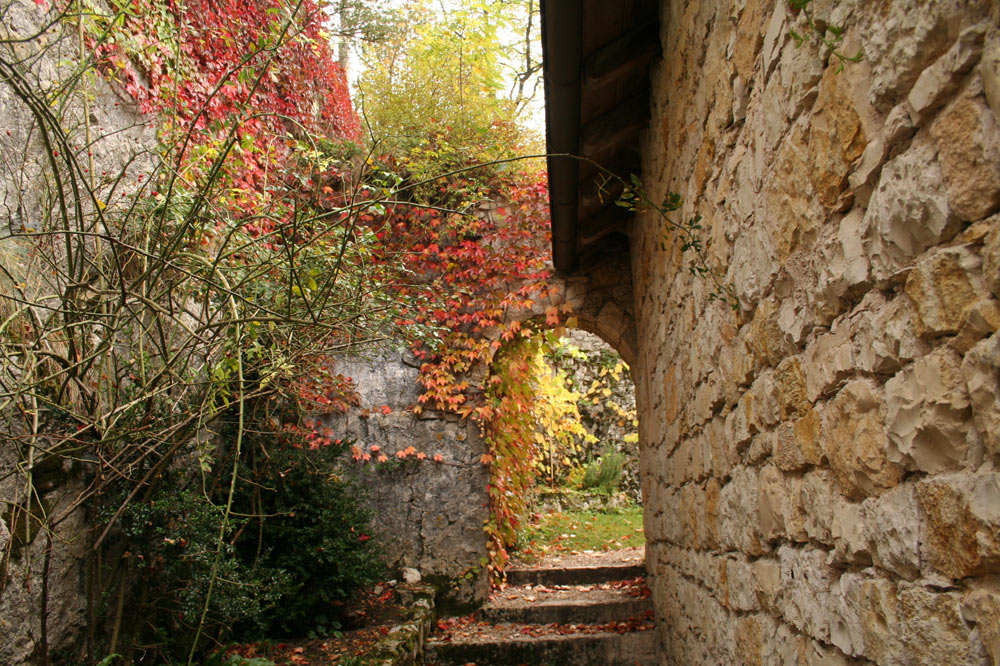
[321,348,491,605]
[530,488,635,514]
[365,582,436,666]
[633,0,1000,663]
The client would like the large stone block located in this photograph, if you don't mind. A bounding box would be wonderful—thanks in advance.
[930,93,1000,222]
[716,465,764,556]
[863,484,922,581]
[905,242,992,339]
[824,380,902,500]
[886,347,973,474]
[865,0,991,111]
[803,323,854,402]
[798,469,839,545]
[834,573,902,662]
[908,23,988,125]
[917,472,1000,580]
[831,500,873,567]
[900,583,990,663]
[779,545,837,643]
[865,140,960,280]
[774,357,810,419]
[773,410,823,471]
[747,297,793,368]
[962,332,1000,456]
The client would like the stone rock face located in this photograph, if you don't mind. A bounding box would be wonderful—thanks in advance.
[634,1,1000,663]
[824,381,901,500]
[885,348,973,473]
[321,348,490,604]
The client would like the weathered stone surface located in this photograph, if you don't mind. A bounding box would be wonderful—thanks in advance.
[808,66,868,211]
[824,381,901,500]
[907,23,988,125]
[798,470,838,545]
[899,584,990,663]
[633,1,1000,662]
[324,349,490,602]
[779,545,836,643]
[865,0,992,112]
[747,298,793,368]
[803,323,854,402]
[863,484,921,581]
[984,35,1000,120]
[962,587,1000,665]
[904,244,991,338]
[835,573,902,662]
[885,347,973,473]
[865,140,960,280]
[774,357,810,419]
[716,465,764,556]
[930,93,1000,222]
[950,298,1000,354]
[849,105,915,207]
[983,221,1000,299]
[917,472,1000,580]
[773,411,823,471]
[831,501,872,568]
[962,333,1000,456]
[753,558,783,614]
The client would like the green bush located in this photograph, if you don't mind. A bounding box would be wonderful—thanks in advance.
[107,438,384,662]
[233,443,386,637]
[581,448,625,493]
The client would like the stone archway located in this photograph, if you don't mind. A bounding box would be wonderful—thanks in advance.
[321,250,639,606]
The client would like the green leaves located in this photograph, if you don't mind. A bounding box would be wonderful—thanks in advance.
[786,0,863,71]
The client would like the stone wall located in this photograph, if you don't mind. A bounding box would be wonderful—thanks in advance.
[0,1,155,662]
[633,0,1000,663]
[320,348,492,605]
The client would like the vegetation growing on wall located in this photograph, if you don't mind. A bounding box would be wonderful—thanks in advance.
[0,0,600,659]
[0,0,394,662]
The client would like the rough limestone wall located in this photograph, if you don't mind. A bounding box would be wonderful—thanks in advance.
[633,0,1000,664]
[1,1,155,662]
[320,348,491,604]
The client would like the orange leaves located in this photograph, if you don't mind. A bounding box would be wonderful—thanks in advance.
[480,453,494,465]
[544,304,560,327]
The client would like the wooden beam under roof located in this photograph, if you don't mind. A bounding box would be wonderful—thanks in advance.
[584,20,661,89]
[578,206,632,248]
[580,95,650,155]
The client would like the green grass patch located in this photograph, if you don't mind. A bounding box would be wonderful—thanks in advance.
[512,506,644,564]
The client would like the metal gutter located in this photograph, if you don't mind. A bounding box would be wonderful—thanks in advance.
[540,0,582,275]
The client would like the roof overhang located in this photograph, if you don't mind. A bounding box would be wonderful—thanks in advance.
[541,0,660,275]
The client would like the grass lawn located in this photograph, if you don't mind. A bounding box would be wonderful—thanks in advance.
[512,505,645,563]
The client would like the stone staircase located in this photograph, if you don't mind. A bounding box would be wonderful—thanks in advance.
[426,559,656,666]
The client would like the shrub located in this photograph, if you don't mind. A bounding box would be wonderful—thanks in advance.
[233,442,386,637]
[581,448,625,493]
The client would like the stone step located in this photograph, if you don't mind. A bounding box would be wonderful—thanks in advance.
[505,562,646,587]
[426,623,656,666]
[482,585,653,625]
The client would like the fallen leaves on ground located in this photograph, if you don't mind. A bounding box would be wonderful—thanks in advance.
[227,581,407,665]
[428,609,655,644]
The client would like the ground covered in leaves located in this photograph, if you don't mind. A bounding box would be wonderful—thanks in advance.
[228,581,407,665]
